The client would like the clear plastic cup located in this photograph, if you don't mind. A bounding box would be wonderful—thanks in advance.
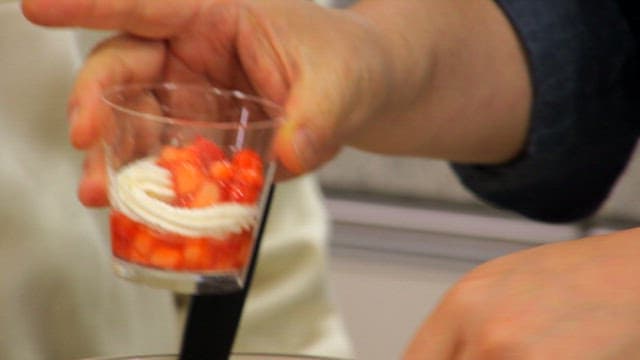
[101,83,282,295]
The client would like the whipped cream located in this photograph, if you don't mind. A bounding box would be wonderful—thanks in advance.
[109,158,258,238]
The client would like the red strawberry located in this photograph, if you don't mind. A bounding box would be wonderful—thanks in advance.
[110,211,137,242]
[157,146,200,168]
[232,149,263,172]
[149,245,184,270]
[228,232,253,268]
[132,228,155,259]
[191,181,222,208]
[190,136,225,164]
[209,240,237,270]
[208,160,234,182]
[171,161,206,196]
[228,183,260,203]
[183,238,215,270]
[234,167,264,189]
[110,211,136,258]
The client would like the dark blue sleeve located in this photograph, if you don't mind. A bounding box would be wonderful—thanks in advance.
[451,0,640,223]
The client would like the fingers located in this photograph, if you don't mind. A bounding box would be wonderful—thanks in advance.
[22,0,204,38]
[70,34,165,207]
[273,80,342,178]
[68,34,166,149]
[78,145,109,207]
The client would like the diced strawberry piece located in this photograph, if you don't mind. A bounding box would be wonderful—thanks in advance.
[183,238,215,270]
[228,183,260,204]
[110,211,137,241]
[171,161,206,196]
[111,230,130,259]
[128,251,149,266]
[232,149,263,172]
[190,136,224,164]
[208,160,234,182]
[157,146,200,168]
[209,240,237,270]
[234,167,264,189]
[227,232,253,268]
[110,211,137,258]
[149,245,184,270]
[191,181,222,208]
[132,228,155,258]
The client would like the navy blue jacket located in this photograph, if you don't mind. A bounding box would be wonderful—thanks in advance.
[452,0,640,223]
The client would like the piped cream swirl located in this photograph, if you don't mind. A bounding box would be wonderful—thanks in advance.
[109,158,258,238]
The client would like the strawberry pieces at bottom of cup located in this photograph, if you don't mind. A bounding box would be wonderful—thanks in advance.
[110,210,253,272]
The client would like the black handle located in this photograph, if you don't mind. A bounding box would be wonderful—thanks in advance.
[179,185,276,360]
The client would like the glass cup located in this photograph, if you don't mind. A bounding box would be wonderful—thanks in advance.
[101,83,282,295]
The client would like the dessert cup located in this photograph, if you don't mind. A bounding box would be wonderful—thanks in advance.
[101,83,281,294]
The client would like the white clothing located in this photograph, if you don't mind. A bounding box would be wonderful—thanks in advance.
[1,2,353,359]
[0,4,180,359]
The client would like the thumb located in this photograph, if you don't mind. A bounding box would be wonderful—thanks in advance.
[274,81,342,178]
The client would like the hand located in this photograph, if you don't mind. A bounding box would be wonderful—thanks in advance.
[404,227,640,359]
[24,0,532,208]
[22,0,392,206]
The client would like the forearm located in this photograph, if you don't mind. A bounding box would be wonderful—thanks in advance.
[348,0,532,163]
[451,0,640,222]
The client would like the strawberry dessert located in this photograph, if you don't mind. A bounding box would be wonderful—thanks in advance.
[108,136,265,274]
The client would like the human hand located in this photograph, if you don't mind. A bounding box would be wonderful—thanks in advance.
[22,0,393,206]
[404,228,640,359]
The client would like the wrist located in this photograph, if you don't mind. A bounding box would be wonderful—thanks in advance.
[346,0,532,163]
[345,1,438,122]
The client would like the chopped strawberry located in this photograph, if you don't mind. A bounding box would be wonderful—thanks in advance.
[171,161,206,196]
[132,228,155,258]
[228,183,260,203]
[110,211,136,258]
[157,145,200,168]
[208,160,234,182]
[234,167,264,189]
[183,238,215,270]
[227,232,253,268]
[111,228,130,259]
[209,240,237,270]
[191,136,225,164]
[128,251,149,267]
[149,245,184,270]
[110,211,137,242]
[232,149,263,172]
[191,181,222,208]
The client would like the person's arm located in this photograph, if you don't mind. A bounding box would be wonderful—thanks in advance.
[22,0,534,184]
[452,0,640,222]
[271,0,535,175]
[340,0,533,164]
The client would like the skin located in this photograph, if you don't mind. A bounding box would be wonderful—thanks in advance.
[24,0,640,359]
[21,0,531,206]
[404,229,640,360]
